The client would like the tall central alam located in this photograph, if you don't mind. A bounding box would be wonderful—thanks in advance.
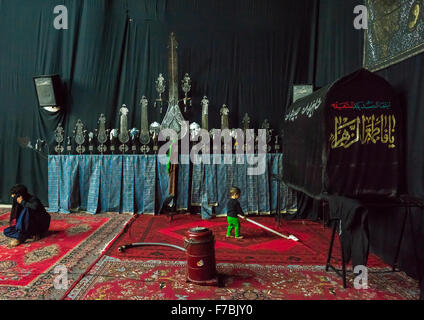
[161,32,188,139]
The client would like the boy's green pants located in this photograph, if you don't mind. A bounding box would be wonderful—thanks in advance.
[227,216,240,237]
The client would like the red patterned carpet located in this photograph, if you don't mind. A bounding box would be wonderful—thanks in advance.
[1,210,419,300]
[0,212,132,299]
[64,256,420,300]
[107,214,386,267]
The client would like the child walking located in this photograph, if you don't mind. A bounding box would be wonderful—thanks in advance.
[226,187,245,239]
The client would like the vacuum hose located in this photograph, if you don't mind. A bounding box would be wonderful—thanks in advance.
[118,242,187,253]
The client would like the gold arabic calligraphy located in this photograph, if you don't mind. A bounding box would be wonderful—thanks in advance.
[330,114,396,149]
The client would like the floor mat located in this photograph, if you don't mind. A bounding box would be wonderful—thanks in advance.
[64,255,420,300]
[107,214,386,267]
[0,212,132,300]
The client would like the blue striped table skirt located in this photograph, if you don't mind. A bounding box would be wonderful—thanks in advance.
[48,154,297,215]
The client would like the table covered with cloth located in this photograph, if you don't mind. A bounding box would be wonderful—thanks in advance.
[47,154,297,215]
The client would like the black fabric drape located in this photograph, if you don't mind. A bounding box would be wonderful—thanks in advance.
[314,0,424,289]
[373,57,424,292]
[292,0,365,228]
[291,192,321,221]
[328,196,370,267]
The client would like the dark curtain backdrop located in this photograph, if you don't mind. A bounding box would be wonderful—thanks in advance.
[373,56,424,284]
[315,0,424,283]
[0,0,318,204]
[315,0,364,88]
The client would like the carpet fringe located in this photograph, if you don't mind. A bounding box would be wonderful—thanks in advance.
[60,214,138,300]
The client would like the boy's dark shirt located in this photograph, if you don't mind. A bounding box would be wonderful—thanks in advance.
[227,198,244,218]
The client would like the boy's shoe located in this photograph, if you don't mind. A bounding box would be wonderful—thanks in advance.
[235,235,244,239]
[29,234,41,242]
[226,235,232,238]
[8,239,21,248]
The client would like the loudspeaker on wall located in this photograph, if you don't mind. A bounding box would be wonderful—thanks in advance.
[33,74,64,108]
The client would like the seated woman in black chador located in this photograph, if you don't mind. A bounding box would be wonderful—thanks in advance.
[3,184,51,248]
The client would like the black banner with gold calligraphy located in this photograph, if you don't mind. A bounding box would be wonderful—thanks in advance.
[364,0,424,71]
[283,69,403,199]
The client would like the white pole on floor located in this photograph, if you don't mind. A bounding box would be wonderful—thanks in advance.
[238,215,299,242]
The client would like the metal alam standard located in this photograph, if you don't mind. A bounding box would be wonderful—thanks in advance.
[51,33,280,157]
[48,33,296,218]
